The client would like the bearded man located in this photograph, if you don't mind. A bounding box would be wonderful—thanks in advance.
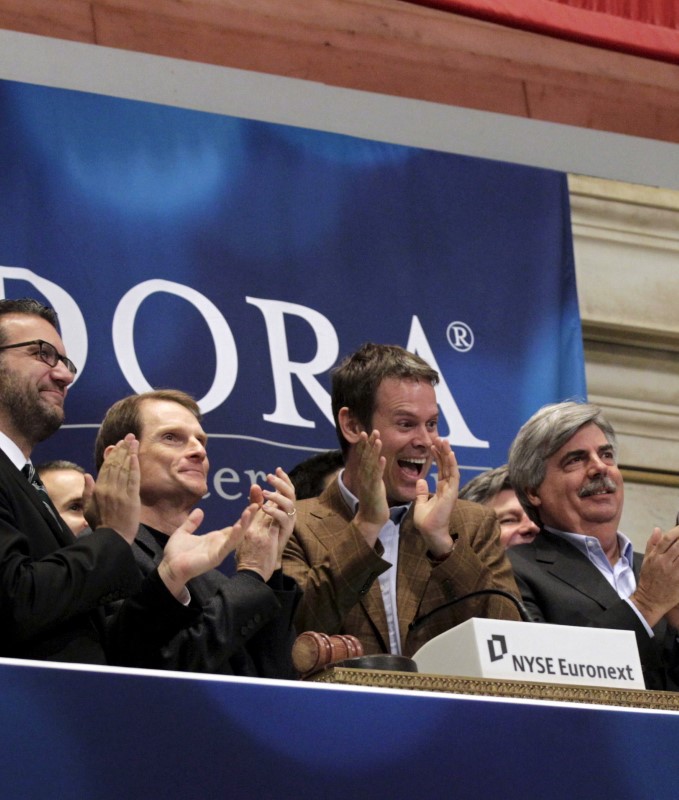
[0,297,248,664]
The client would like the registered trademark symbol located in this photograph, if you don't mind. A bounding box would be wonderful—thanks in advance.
[446,321,474,352]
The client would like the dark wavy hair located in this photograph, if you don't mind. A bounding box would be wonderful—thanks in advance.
[0,298,59,347]
[331,343,438,454]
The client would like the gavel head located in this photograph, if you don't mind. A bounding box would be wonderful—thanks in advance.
[292,631,364,677]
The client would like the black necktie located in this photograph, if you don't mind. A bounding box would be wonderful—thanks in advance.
[22,462,59,522]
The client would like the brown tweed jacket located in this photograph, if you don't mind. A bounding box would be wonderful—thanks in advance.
[282,479,521,657]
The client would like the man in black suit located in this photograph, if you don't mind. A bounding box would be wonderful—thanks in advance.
[95,389,300,678]
[0,297,250,664]
[507,400,679,690]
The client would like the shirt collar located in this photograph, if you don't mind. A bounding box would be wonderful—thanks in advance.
[337,469,410,523]
[545,525,634,562]
[0,430,29,472]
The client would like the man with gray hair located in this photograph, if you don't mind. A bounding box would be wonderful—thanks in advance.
[507,400,679,690]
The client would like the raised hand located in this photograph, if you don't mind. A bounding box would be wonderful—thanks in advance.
[632,525,679,628]
[88,433,140,544]
[256,467,297,568]
[158,506,252,599]
[352,430,389,547]
[235,503,281,582]
[413,437,459,559]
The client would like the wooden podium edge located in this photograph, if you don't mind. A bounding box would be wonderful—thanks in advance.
[307,667,679,711]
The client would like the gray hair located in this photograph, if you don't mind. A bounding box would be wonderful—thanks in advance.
[459,465,511,505]
[331,342,438,455]
[508,401,617,525]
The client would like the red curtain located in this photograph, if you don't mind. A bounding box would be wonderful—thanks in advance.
[406,0,679,63]
[552,0,677,28]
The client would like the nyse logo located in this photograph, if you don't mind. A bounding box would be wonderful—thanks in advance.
[487,634,507,663]
[486,636,559,677]
[0,266,489,447]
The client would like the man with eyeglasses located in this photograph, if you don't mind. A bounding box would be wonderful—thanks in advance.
[0,336,78,376]
[0,297,255,665]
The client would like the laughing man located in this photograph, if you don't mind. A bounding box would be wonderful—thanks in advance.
[283,342,521,657]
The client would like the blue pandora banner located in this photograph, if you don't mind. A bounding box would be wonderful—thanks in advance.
[0,79,585,531]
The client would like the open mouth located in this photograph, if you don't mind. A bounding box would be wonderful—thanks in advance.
[397,457,427,478]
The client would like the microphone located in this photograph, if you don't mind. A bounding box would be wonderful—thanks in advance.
[408,588,533,631]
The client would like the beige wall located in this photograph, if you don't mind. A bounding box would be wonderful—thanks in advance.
[571,175,679,548]
[0,0,677,144]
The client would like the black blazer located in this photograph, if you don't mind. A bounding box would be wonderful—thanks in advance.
[0,448,143,663]
[107,524,301,679]
[508,529,679,691]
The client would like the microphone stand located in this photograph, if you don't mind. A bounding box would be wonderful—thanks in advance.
[408,588,533,631]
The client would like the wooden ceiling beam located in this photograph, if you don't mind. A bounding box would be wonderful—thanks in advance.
[0,0,678,144]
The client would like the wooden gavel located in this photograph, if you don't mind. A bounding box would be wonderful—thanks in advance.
[292,631,364,677]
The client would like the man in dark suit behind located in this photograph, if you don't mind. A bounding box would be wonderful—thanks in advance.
[507,400,679,690]
[95,389,300,678]
[0,297,250,664]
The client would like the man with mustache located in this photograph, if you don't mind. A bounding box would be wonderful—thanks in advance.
[508,401,679,690]
[283,343,521,658]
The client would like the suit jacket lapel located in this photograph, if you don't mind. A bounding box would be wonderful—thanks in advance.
[316,487,430,650]
[312,483,390,650]
[536,529,622,608]
[0,450,74,545]
[36,486,75,544]
[395,508,429,647]
[134,525,164,570]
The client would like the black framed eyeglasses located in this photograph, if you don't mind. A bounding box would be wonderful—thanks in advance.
[0,339,78,375]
